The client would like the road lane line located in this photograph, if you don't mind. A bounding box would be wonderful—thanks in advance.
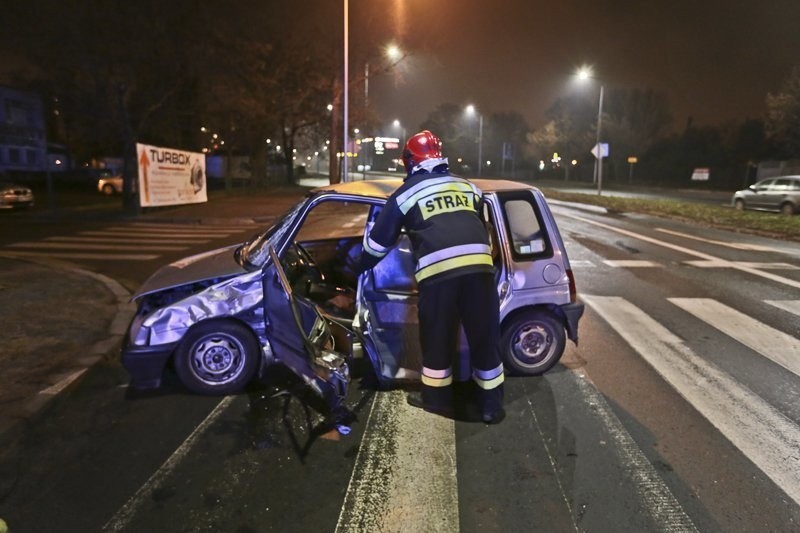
[669,298,800,379]
[766,300,800,316]
[79,230,236,239]
[655,228,775,251]
[336,389,459,532]
[583,295,800,507]
[684,260,799,270]
[103,226,236,235]
[102,396,234,532]
[568,370,698,532]
[561,213,800,289]
[603,260,660,268]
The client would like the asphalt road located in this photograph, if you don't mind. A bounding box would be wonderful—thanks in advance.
[0,184,798,532]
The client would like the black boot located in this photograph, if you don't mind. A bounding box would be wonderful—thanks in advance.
[407,385,454,417]
[478,384,505,424]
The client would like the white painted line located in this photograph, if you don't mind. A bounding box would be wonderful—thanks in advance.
[655,228,775,251]
[7,242,188,251]
[570,369,698,532]
[126,222,258,230]
[684,260,799,270]
[45,236,209,244]
[102,396,234,532]
[0,251,160,261]
[562,213,800,290]
[40,369,88,396]
[336,390,458,532]
[569,260,596,268]
[766,300,800,317]
[583,295,800,507]
[603,260,660,268]
[669,298,800,379]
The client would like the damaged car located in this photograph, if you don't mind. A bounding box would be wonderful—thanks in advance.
[121,179,584,408]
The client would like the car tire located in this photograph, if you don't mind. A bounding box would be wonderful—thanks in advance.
[500,309,566,376]
[780,202,796,216]
[734,199,745,211]
[102,184,115,195]
[174,320,259,395]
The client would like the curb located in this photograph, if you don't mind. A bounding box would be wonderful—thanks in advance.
[0,256,134,447]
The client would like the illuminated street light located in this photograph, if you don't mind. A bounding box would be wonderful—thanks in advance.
[575,65,605,195]
[393,119,406,142]
[465,105,484,177]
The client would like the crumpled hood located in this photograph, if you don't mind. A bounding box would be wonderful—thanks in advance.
[132,244,248,301]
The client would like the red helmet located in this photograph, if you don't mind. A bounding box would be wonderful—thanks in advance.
[402,130,443,173]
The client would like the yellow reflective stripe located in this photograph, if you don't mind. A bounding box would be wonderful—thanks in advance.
[415,253,493,282]
[474,372,504,390]
[421,374,453,387]
[398,181,478,214]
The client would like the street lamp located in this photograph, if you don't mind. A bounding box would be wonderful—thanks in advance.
[576,66,605,195]
[393,119,406,142]
[465,105,484,177]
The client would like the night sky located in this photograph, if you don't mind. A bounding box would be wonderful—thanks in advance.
[369,0,800,133]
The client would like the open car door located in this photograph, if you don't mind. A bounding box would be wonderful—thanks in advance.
[262,245,349,409]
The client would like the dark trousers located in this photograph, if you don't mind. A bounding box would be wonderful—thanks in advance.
[418,272,503,412]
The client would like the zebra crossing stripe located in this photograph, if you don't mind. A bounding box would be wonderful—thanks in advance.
[336,390,459,532]
[45,236,210,244]
[654,228,775,252]
[78,230,234,239]
[669,298,800,379]
[103,226,236,235]
[765,300,800,316]
[583,295,800,507]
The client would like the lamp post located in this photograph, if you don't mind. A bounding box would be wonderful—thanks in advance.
[465,105,483,177]
[393,119,406,142]
[343,0,349,183]
[576,66,605,195]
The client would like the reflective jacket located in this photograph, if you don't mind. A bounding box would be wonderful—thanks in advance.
[361,170,494,285]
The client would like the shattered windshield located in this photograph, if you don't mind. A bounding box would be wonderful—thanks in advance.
[238,201,306,268]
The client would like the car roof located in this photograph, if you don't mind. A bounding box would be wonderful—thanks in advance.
[310,177,539,199]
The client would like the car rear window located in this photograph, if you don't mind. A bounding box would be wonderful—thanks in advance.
[498,192,551,260]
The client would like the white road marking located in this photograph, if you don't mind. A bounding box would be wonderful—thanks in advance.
[568,260,596,268]
[7,242,188,251]
[603,259,660,267]
[336,390,459,532]
[562,213,800,289]
[0,251,160,261]
[766,300,800,316]
[102,396,234,532]
[125,222,257,230]
[669,298,800,379]
[655,228,775,251]
[684,260,799,270]
[583,295,800,507]
[570,369,698,532]
[39,369,88,396]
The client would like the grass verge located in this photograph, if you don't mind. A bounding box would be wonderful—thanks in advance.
[540,188,800,243]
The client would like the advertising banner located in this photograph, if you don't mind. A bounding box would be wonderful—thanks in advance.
[136,143,207,207]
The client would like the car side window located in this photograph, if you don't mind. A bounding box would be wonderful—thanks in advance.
[756,179,775,192]
[500,195,550,259]
[789,179,800,191]
[773,179,790,191]
[295,200,371,242]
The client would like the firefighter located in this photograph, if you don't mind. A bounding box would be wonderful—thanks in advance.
[359,130,505,424]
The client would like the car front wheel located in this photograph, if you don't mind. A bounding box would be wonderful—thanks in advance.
[500,310,566,376]
[175,320,259,395]
[734,198,745,211]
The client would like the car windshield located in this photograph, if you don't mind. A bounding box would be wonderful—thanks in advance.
[237,200,306,268]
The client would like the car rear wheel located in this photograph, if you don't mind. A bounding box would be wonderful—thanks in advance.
[500,310,565,376]
[175,320,259,395]
[780,202,796,216]
[734,199,745,211]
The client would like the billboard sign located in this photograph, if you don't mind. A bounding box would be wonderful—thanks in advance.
[137,143,207,207]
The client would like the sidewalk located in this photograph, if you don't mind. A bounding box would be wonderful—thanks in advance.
[0,182,319,449]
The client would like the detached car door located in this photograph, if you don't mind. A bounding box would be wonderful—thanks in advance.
[262,246,349,409]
